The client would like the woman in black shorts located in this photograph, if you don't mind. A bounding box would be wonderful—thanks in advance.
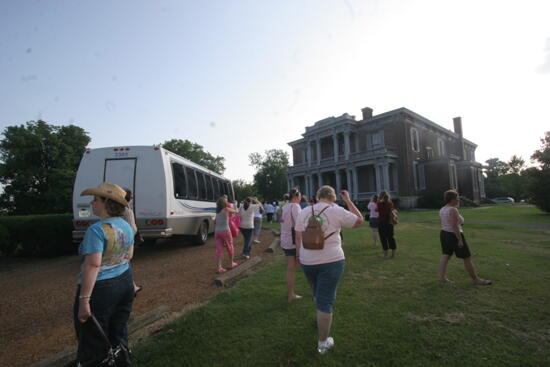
[439,190,491,285]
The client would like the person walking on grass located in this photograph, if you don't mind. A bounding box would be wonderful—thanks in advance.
[239,197,264,259]
[74,183,134,366]
[377,191,397,259]
[280,188,303,302]
[122,188,143,297]
[367,194,379,247]
[215,196,239,274]
[295,186,364,354]
[264,201,275,222]
[253,205,263,244]
[439,190,492,285]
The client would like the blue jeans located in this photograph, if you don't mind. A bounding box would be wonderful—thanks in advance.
[73,268,134,364]
[301,260,345,313]
[240,228,254,256]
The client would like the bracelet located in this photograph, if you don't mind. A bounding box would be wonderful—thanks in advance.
[79,295,91,299]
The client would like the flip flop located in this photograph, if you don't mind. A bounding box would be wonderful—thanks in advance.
[216,268,227,274]
[230,263,239,269]
[134,285,143,298]
[475,279,492,286]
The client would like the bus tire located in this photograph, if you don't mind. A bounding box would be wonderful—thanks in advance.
[194,221,209,245]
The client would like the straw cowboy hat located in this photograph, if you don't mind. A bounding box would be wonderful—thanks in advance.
[81,182,129,206]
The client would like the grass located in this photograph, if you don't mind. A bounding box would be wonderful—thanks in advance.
[132,205,550,367]
[400,203,550,225]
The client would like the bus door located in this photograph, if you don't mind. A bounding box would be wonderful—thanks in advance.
[104,158,137,211]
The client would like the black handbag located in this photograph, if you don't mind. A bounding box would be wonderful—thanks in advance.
[75,315,131,367]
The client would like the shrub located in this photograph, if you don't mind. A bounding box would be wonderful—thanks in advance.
[0,214,76,257]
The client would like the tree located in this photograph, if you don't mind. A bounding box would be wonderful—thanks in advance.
[232,179,258,202]
[249,149,289,202]
[484,158,509,178]
[507,155,526,175]
[526,132,550,212]
[0,120,91,214]
[162,139,225,174]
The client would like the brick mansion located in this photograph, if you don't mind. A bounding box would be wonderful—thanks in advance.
[287,106,485,208]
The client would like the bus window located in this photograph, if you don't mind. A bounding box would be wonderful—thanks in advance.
[172,163,187,199]
[220,179,227,197]
[213,177,220,199]
[222,181,229,200]
[186,167,198,199]
[227,181,234,201]
[206,175,214,201]
[197,172,207,200]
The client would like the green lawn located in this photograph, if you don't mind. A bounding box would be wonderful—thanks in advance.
[133,205,550,367]
[399,203,550,225]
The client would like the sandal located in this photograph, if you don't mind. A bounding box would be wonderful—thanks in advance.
[475,279,492,286]
[230,262,239,269]
[216,268,227,274]
[134,285,143,298]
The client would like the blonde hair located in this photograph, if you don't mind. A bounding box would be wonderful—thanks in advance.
[316,185,337,201]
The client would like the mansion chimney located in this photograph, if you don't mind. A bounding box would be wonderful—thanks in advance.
[453,116,465,160]
[453,116,463,136]
[361,107,373,120]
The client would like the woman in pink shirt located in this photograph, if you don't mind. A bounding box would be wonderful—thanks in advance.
[280,189,303,301]
[439,189,491,285]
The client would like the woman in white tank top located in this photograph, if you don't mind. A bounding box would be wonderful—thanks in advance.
[438,190,491,285]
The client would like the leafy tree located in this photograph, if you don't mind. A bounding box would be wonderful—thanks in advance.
[249,149,289,202]
[232,179,258,202]
[162,139,225,174]
[484,158,509,178]
[526,132,550,212]
[531,132,550,170]
[0,120,90,214]
[507,155,526,175]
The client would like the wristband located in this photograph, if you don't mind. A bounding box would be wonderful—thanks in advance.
[79,295,91,299]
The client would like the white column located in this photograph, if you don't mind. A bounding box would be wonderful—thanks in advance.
[346,169,352,193]
[335,170,341,193]
[333,135,338,163]
[375,164,382,192]
[352,166,358,200]
[344,132,350,159]
[318,171,323,186]
[384,164,390,191]
[316,139,321,165]
[306,143,312,167]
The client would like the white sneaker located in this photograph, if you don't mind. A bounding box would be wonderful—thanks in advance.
[317,337,334,354]
[253,240,260,244]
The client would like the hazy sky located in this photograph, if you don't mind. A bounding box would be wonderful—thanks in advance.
[1,0,549,181]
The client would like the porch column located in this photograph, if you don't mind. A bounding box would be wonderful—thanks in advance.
[316,139,321,165]
[346,169,352,195]
[352,166,358,201]
[375,164,382,192]
[333,134,338,163]
[306,143,312,167]
[318,171,323,187]
[344,132,350,159]
[335,169,342,193]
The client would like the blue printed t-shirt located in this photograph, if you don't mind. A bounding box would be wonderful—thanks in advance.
[78,217,134,284]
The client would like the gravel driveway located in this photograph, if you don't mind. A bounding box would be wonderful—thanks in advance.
[0,229,276,367]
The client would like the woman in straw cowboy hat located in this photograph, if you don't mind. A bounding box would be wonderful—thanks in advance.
[73,182,135,365]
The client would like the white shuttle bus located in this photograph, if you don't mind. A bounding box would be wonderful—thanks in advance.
[72,145,234,245]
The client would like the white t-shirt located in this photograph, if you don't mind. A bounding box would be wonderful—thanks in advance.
[439,205,464,233]
[295,202,358,265]
[367,202,378,218]
[280,202,302,249]
[239,204,260,229]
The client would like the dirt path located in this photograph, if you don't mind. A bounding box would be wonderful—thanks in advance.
[0,229,276,367]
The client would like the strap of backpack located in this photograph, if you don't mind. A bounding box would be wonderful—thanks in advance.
[315,205,335,239]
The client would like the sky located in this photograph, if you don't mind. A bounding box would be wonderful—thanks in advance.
[1,0,549,181]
